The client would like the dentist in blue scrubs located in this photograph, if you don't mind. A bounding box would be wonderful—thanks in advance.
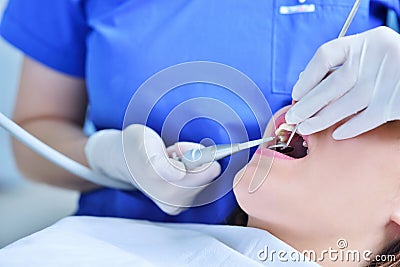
[1,0,399,223]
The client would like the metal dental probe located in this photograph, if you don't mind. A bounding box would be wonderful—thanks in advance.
[178,136,276,170]
[281,124,299,150]
[283,0,362,150]
[338,0,362,38]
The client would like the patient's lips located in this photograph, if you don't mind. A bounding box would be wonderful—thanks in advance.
[256,112,309,160]
[256,146,296,160]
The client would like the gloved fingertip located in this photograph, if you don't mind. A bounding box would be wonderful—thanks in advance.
[285,109,302,125]
[167,142,187,158]
[291,92,301,102]
[291,81,305,101]
[331,132,345,140]
[209,161,222,177]
[332,128,357,140]
[156,202,185,216]
[297,121,318,136]
[176,142,204,153]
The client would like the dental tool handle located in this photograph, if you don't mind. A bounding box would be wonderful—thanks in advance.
[0,112,134,190]
[283,124,299,149]
[338,0,361,38]
[290,0,361,139]
[180,144,240,170]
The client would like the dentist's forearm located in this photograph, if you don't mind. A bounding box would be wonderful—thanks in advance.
[12,118,100,192]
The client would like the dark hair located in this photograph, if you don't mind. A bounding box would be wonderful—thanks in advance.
[225,206,248,226]
[366,241,400,267]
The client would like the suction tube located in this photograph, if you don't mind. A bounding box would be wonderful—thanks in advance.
[0,112,134,190]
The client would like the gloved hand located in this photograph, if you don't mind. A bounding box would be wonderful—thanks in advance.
[286,26,400,140]
[85,124,221,215]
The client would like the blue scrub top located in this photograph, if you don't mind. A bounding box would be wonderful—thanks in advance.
[1,0,398,224]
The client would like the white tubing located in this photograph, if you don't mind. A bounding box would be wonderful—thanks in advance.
[0,112,134,190]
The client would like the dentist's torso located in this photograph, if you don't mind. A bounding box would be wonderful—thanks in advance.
[77,0,389,222]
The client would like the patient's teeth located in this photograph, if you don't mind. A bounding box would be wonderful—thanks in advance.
[278,135,288,143]
[306,149,309,155]
[275,123,295,144]
[275,123,296,136]
[302,141,308,148]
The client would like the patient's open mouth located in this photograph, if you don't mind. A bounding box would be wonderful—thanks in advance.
[274,128,308,159]
[267,113,309,160]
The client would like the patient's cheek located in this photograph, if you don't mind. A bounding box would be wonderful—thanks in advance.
[233,169,248,204]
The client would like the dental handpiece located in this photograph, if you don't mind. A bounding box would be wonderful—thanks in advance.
[0,109,273,183]
[178,136,275,170]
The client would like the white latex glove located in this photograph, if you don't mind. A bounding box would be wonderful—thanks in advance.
[85,124,221,215]
[285,26,400,140]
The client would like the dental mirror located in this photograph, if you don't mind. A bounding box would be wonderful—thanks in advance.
[267,144,294,154]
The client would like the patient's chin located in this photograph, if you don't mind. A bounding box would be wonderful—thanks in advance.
[233,165,255,210]
[233,168,247,200]
[233,162,271,216]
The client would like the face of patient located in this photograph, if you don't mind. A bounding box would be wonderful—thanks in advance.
[234,106,400,253]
